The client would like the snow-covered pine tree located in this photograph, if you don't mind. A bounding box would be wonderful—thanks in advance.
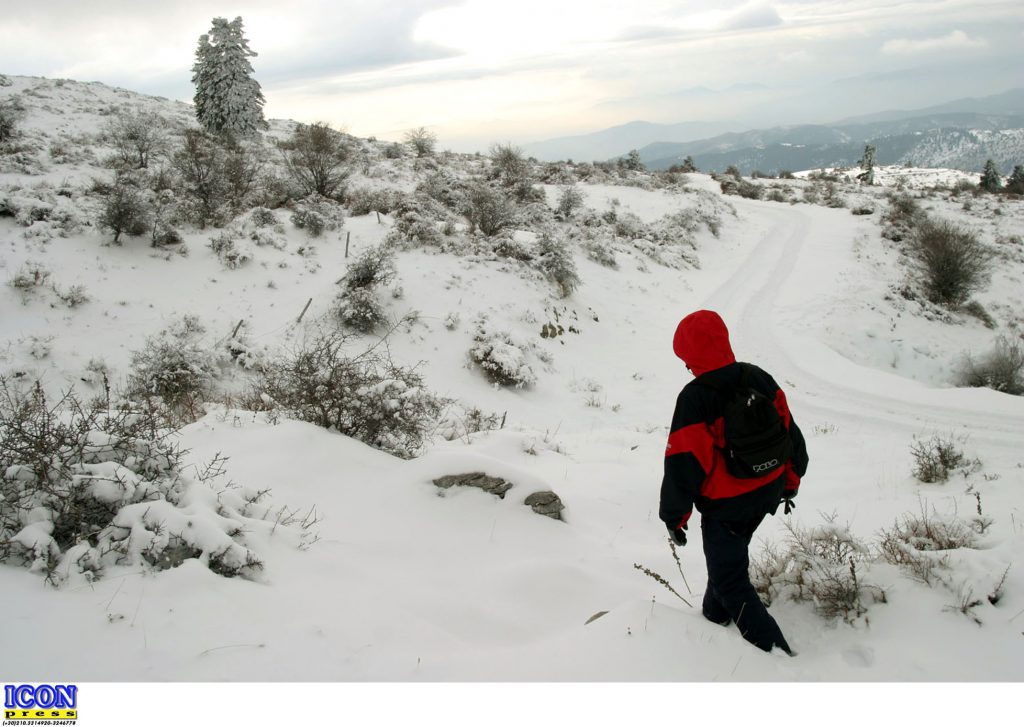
[1006,165,1024,195]
[191,16,267,136]
[857,144,876,185]
[980,159,1002,193]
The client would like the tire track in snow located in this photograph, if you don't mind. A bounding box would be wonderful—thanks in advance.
[698,204,1024,445]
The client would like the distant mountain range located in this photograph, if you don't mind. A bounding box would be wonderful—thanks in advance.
[521,120,746,163]
[524,89,1024,174]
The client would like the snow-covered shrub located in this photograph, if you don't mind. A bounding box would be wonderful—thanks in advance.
[465,183,516,237]
[335,286,387,333]
[386,195,449,249]
[470,322,537,388]
[279,122,352,199]
[436,404,504,442]
[127,315,221,416]
[0,382,269,585]
[556,185,584,219]
[173,128,230,228]
[290,194,344,238]
[533,233,580,297]
[488,233,533,262]
[882,192,924,242]
[579,233,619,268]
[104,110,167,170]
[53,284,90,309]
[9,261,52,294]
[909,433,971,483]
[416,169,467,212]
[878,506,977,586]
[99,176,150,244]
[959,336,1024,395]
[404,127,436,158]
[208,230,253,269]
[0,97,26,144]
[0,187,84,237]
[346,186,402,216]
[24,335,53,360]
[909,220,991,307]
[225,321,267,371]
[257,328,446,458]
[251,206,278,227]
[334,243,397,332]
[750,518,885,625]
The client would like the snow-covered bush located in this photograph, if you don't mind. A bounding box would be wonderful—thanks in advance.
[404,127,436,158]
[0,382,267,585]
[53,284,90,309]
[257,328,446,458]
[909,433,972,483]
[225,321,267,371]
[751,518,886,625]
[417,169,468,212]
[436,405,504,442]
[208,230,253,268]
[959,336,1024,395]
[346,186,403,216]
[579,232,619,268]
[127,315,221,416]
[334,243,397,332]
[1,187,85,237]
[290,194,344,238]
[280,122,351,199]
[882,192,924,242]
[104,110,167,170]
[173,128,230,228]
[533,233,580,297]
[465,183,516,237]
[488,233,533,262]
[0,97,26,144]
[99,176,150,244]
[386,195,449,250]
[470,321,537,388]
[556,185,584,219]
[909,220,991,308]
[878,506,978,586]
[9,261,52,294]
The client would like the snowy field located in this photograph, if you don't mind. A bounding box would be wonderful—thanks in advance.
[2,76,1023,693]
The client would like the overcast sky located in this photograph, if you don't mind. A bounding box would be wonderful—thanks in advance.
[1,0,1021,150]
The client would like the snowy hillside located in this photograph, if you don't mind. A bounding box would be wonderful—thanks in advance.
[2,75,1024,683]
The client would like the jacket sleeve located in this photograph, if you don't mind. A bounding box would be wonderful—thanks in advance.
[659,388,710,530]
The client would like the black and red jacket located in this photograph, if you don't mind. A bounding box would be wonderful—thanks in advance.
[660,310,809,529]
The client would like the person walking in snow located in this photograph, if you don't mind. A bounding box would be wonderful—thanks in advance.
[660,309,808,655]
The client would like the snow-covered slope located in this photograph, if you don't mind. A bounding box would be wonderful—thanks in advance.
[2,76,1023,683]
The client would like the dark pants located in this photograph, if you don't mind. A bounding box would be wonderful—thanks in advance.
[701,514,792,654]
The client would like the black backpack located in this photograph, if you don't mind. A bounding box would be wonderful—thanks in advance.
[697,364,793,479]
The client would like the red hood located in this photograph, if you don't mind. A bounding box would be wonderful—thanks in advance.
[672,310,736,377]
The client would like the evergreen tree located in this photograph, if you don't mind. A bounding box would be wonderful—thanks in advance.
[857,144,876,185]
[191,16,267,136]
[1006,165,1024,195]
[979,159,1002,193]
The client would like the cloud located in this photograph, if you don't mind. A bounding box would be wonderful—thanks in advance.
[882,30,987,55]
[613,25,684,43]
[0,0,463,98]
[721,2,783,31]
[778,49,813,64]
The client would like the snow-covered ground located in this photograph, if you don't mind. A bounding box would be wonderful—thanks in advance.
[2,76,1024,687]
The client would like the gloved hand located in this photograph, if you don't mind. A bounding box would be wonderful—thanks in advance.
[782,497,796,515]
[668,523,688,546]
